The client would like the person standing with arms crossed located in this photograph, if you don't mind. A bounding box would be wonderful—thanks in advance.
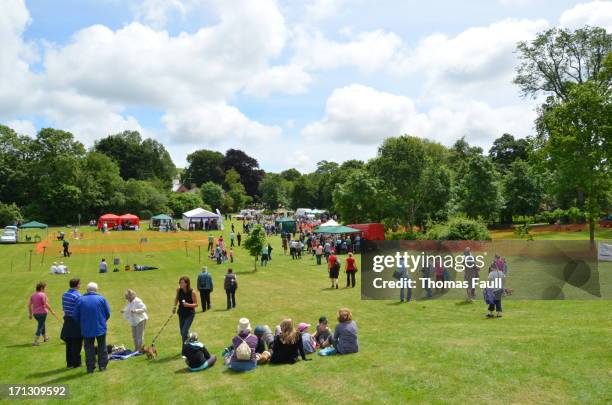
[173,276,198,346]
[197,267,213,312]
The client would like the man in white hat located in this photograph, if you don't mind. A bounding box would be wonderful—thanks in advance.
[50,262,58,274]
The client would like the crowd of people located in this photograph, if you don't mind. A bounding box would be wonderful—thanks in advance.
[28,272,358,375]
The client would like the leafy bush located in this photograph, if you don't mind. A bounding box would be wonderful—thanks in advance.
[0,203,23,227]
[385,230,419,240]
[138,210,153,220]
[424,217,491,240]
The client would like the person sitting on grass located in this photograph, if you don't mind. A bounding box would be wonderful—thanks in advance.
[298,322,316,354]
[223,318,258,372]
[270,319,310,364]
[319,308,358,356]
[253,325,273,364]
[313,316,332,348]
[182,332,217,372]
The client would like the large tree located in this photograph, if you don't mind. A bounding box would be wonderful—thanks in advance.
[259,173,290,210]
[455,155,503,221]
[515,26,612,244]
[182,149,225,187]
[221,149,264,197]
[514,26,611,101]
[94,130,175,186]
[502,160,543,222]
[333,169,390,224]
[200,181,225,212]
[488,133,530,173]
[539,82,611,243]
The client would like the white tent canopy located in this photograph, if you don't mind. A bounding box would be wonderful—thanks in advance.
[320,219,339,227]
[182,208,221,230]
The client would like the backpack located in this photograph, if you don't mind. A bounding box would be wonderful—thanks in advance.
[235,336,252,361]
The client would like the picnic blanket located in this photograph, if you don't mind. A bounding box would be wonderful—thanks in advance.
[109,350,143,360]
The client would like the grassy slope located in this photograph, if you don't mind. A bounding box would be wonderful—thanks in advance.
[0,224,610,404]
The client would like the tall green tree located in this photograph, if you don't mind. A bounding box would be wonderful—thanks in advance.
[488,133,530,173]
[168,193,207,217]
[200,181,224,211]
[259,173,289,210]
[333,169,390,223]
[455,155,503,221]
[221,149,264,197]
[502,160,543,222]
[182,149,224,186]
[94,130,175,186]
[539,82,611,243]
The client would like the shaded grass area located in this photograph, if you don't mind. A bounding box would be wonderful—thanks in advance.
[0,223,610,404]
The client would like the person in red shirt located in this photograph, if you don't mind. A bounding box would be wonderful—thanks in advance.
[345,253,357,288]
[328,253,340,289]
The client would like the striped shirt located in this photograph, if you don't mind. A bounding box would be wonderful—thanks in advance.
[62,289,81,318]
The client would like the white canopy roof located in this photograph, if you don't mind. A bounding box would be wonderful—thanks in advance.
[320,219,339,227]
[182,208,220,220]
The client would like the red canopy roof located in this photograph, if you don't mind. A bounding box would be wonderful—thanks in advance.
[119,213,139,220]
[99,213,119,220]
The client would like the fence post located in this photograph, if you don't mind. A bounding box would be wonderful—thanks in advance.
[185,241,188,256]
[41,246,46,264]
[28,250,33,272]
[198,245,201,263]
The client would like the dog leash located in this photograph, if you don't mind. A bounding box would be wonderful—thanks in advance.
[150,312,174,345]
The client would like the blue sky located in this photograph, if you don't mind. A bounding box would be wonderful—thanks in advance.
[2,0,611,171]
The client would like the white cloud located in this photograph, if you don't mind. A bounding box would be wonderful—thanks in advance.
[302,84,429,144]
[161,103,281,145]
[130,0,191,28]
[243,64,312,97]
[305,0,350,21]
[301,84,536,148]
[292,27,404,73]
[5,119,36,136]
[559,1,612,31]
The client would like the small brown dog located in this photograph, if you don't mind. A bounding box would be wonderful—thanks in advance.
[142,344,158,360]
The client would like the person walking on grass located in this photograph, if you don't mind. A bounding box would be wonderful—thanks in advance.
[121,289,148,352]
[328,253,340,289]
[62,239,70,257]
[197,266,213,312]
[61,278,82,368]
[230,231,235,247]
[29,282,59,346]
[224,268,238,310]
[237,232,242,247]
[173,276,198,346]
[73,282,110,373]
[207,234,214,252]
[315,243,323,265]
[485,266,506,318]
[345,252,357,288]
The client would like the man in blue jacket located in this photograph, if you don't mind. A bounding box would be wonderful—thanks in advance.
[74,282,111,373]
[197,266,213,312]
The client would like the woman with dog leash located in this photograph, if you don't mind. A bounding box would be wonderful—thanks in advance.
[173,276,198,347]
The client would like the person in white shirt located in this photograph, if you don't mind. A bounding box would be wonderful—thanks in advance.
[121,289,148,351]
[49,262,58,274]
[57,262,68,274]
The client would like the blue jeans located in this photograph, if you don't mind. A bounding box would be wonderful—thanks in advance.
[33,313,47,336]
[228,359,256,372]
[178,312,195,344]
[399,278,411,302]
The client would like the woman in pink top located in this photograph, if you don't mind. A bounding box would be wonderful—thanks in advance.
[29,282,59,346]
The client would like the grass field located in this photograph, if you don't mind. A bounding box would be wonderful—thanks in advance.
[0,223,611,404]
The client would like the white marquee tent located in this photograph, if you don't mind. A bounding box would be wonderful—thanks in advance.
[182,208,221,230]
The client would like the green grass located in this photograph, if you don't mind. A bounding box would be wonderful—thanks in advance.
[0,223,610,404]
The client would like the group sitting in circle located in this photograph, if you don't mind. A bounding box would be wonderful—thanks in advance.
[182,307,358,373]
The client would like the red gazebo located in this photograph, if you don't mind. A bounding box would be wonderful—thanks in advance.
[98,213,120,229]
[119,213,140,228]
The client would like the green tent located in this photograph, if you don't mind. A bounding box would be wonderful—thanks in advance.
[275,217,297,233]
[19,221,48,242]
[20,221,48,229]
[150,214,173,230]
[312,225,361,234]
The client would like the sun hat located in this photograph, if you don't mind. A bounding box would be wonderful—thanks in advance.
[297,322,310,332]
[254,325,266,335]
[237,318,251,334]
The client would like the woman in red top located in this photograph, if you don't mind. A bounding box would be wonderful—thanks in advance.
[345,253,357,288]
[28,282,59,346]
[328,253,339,289]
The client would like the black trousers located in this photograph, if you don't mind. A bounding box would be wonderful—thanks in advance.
[346,271,356,287]
[199,289,211,311]
[65,337,83,367]
[84,334,108,372]
[237,238,241,246]
[230,239,235,247]
[225,289,236,309]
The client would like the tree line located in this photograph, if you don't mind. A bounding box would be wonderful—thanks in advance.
[0,26,609,243]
